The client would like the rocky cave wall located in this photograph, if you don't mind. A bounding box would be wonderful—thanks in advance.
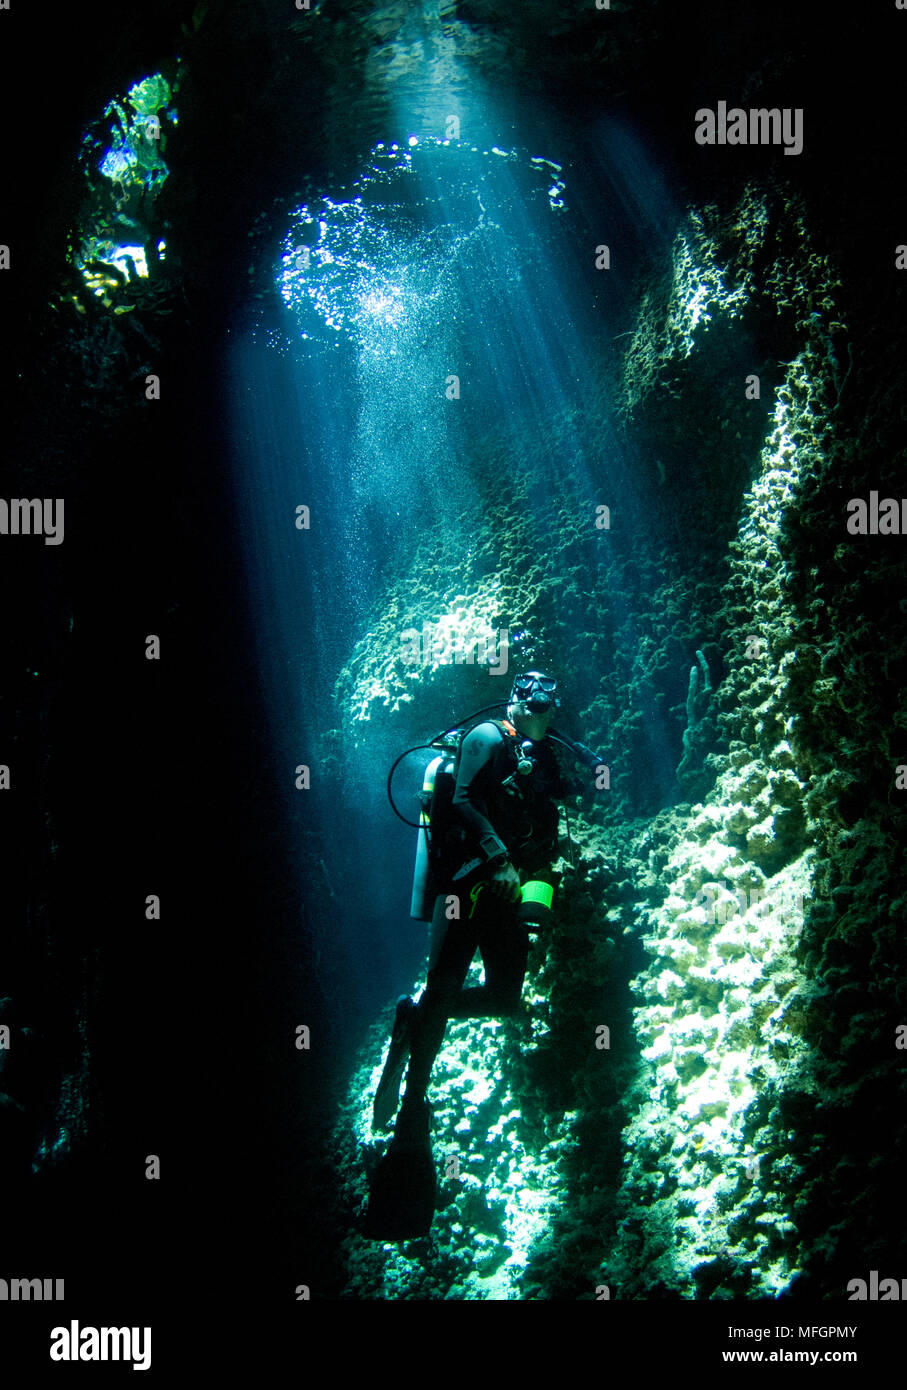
[329,182,907,1299]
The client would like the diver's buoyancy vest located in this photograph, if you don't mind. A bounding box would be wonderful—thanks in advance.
[409,718,521,922]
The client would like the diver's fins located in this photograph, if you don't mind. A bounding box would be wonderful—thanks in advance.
[372,995,416,1131]
[362,1099,436,1241]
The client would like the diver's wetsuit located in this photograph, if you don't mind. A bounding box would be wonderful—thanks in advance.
[401,720,563,1109]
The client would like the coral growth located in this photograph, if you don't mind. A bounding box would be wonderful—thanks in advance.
[328,185,906,1299]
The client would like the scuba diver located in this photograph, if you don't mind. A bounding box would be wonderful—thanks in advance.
[363,670,603,1241]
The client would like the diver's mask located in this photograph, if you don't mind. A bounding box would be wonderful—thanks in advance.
[510,671,559,715]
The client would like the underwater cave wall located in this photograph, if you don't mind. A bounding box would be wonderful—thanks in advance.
[329,178,907,1299]
[598,187,907,1299]
[610,209,838,1295]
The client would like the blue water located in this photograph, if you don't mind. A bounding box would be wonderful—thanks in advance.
[225,119,683,1041]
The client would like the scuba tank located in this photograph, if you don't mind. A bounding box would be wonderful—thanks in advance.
[392,716,519,923]
[388,704,607,925]
[409,747,456,922]
[408,724,513,922]
[409,755,441,920]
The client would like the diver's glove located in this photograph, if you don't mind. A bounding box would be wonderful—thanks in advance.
[489,860,521,903]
